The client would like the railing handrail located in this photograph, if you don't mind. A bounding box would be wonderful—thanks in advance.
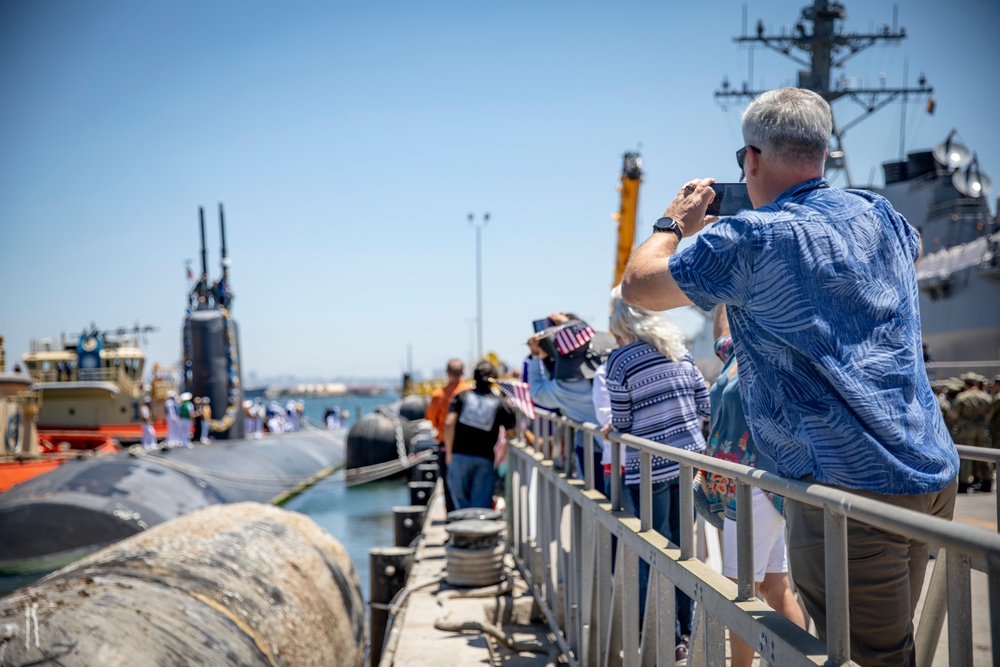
[535,408,1000,568]
[510,407,997,666]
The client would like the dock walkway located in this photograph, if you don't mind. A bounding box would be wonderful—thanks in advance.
[383,490,561,667]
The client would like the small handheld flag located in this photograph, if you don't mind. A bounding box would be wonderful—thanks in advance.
[499,380,536,420]
[554,321,596,355]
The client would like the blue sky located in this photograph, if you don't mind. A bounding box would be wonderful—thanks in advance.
[2,0,998,382]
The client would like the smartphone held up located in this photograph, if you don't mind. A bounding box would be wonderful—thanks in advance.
[706,183,753,217]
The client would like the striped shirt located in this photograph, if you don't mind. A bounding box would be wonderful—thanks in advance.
[605,341,710,485]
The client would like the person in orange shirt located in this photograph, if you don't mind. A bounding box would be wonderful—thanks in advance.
[425,358,469,513]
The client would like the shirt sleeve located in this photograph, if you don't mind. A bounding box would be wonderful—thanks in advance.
[448,393,463,418]
[669,217,756,310]
[527,357,562,409]
[899,212,921,262]
[425,394,443,430]
[499,402,516,430]
[690,361,711,419]
[605,357,633,434]
[591,364,612,428]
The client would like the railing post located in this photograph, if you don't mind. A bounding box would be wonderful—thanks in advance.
[914,549,948,667]
[946,551,973,666]
[824,506,851,665]
[640,451,652,532]
[610,436,622,511]
[584,429,595,491]
[679,463,694,561]
[736,479,755,601]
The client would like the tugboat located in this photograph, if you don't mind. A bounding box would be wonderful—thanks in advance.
[19,325,177,444]
[0,338,118,492]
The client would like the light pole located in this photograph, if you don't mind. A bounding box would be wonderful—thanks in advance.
[468,212,490,361]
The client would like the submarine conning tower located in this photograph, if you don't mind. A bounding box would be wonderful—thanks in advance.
[182,203,244,439]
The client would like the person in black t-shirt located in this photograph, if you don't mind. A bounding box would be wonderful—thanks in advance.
[443,361,516,510]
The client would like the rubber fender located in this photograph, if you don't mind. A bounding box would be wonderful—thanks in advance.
[0,502,365,667]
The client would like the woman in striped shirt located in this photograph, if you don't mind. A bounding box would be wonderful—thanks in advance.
[603,285,710,662]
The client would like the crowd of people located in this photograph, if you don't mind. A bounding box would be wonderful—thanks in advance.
[240,397,306,438]
[430,87,982,666]
[148,393,310,449]
[159,390,215,449]
[935,372,1000,492]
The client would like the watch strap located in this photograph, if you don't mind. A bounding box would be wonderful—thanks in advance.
[653,217,683,241]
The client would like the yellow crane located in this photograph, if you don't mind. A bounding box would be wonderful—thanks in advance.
[611,151,643,288]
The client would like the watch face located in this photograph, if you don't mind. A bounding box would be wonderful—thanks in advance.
[653,217,682,239]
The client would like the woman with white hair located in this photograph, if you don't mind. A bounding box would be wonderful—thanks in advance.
[604,285,709,663]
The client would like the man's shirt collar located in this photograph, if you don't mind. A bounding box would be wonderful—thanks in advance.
[772,177,830,206]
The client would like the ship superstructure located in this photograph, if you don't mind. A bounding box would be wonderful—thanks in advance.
[708,0,999,374]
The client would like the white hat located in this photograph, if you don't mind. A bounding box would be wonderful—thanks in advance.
[180,392,193,401]
[202,397,210,404]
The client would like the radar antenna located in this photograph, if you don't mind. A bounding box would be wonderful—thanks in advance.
[715,0,932,186]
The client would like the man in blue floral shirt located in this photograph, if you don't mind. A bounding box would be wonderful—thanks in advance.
[622,87,958,666]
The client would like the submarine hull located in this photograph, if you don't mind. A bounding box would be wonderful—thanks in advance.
[0,502,366,667]
[0,429,345,576]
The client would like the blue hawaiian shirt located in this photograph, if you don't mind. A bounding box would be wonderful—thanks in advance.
[670,178,958,495]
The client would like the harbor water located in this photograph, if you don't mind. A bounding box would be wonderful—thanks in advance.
[0,390,412,603]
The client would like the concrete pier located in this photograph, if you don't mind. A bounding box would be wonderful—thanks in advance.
[377,485,560,667]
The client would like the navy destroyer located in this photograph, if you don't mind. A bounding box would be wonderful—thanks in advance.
[703,0,999,378]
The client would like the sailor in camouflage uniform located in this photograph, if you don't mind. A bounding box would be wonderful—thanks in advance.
[990,375,1000,459]
[951,373,993,492]
[940,379,964,439]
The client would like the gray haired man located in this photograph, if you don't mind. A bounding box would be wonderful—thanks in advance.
[622,87,958,666]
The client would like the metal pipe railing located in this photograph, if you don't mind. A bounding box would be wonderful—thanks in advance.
[508,407,999,667]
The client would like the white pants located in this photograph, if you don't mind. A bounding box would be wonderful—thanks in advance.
[200,421,210,443]
[179,418,192,447]
[141,423,157,449]
[722,486,788,582]
[167,417,180,444]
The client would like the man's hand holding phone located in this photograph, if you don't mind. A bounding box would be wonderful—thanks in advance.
[664,178,718,238]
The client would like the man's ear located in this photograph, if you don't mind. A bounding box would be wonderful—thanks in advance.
[747,147,761,177]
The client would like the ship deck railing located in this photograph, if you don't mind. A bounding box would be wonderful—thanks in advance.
[506,407,999,666]
[34,366,139,395]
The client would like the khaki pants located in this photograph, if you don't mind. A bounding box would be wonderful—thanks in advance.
[785,477,957,667]
[956,428,993,486]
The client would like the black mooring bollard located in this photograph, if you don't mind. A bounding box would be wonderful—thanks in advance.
[412,462,439,483]
[408,480,435,506]
[392,505,426,547]
[369,546,414,667]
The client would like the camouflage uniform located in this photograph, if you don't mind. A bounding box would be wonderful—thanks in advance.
[937,392,951,422]
[953,376,993,491]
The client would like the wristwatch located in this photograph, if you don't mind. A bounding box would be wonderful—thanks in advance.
[652,216,683,241]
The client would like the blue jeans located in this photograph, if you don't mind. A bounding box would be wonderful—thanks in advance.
[627,478,693,643]
[447,453,497,510]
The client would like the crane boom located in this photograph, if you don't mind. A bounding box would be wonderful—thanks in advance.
[612,151,643,287]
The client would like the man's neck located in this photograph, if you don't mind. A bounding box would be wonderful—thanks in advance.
[445,378,463,389]
[758,163,824,207]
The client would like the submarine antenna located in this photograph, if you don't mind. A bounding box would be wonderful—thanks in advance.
[218,202,232,310]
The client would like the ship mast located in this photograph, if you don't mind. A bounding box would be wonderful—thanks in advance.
[715,0,932,186]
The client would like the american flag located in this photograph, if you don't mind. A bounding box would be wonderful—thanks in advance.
[499,380,536,420]
[554,321,596,355]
